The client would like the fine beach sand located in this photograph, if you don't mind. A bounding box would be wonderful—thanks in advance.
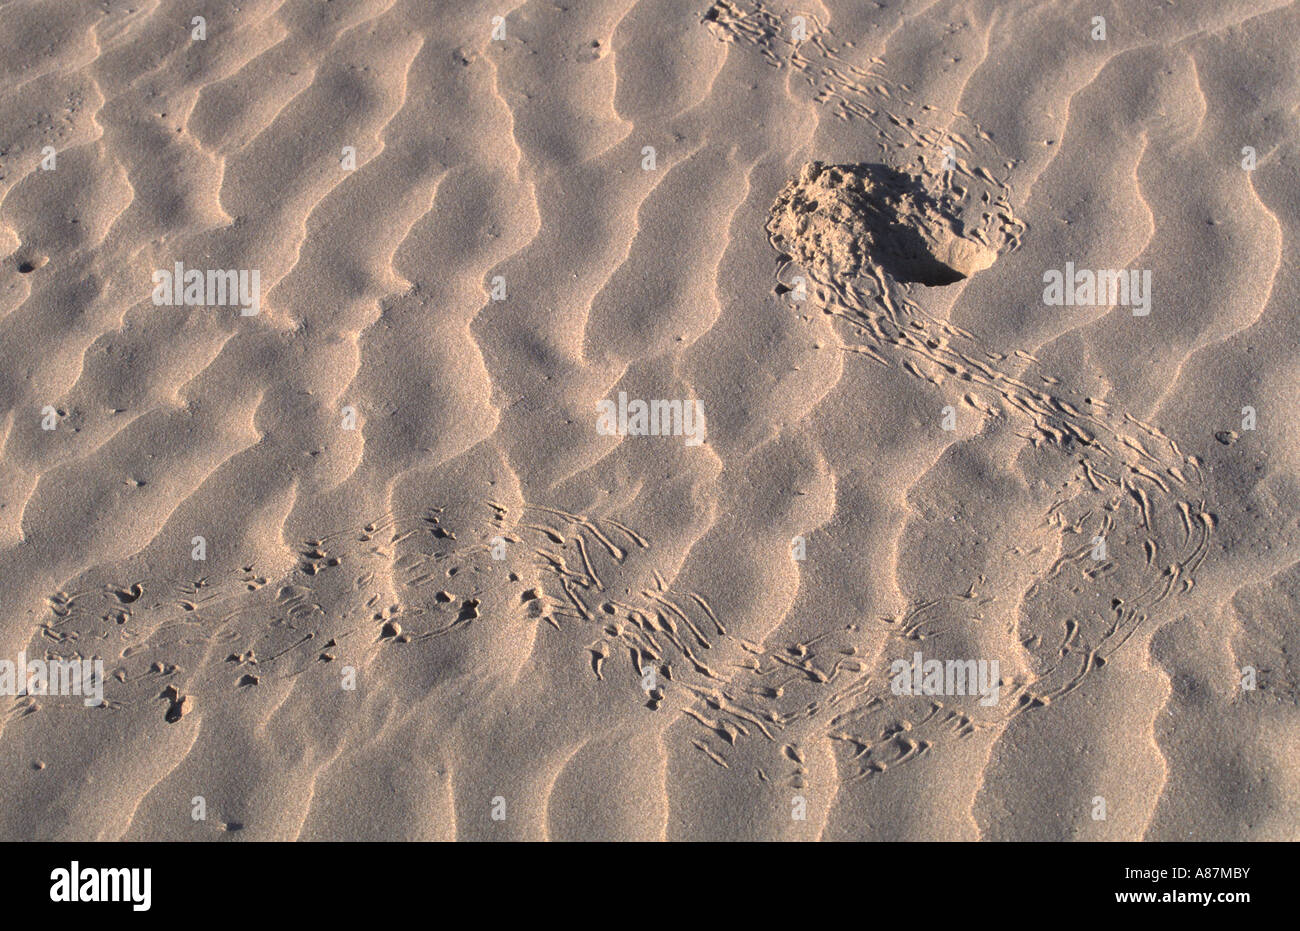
[0,0,1297,841]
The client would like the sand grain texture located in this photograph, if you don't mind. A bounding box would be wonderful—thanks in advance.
[0,0,1297,841]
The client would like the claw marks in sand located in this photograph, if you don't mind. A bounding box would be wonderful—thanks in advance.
[721,2,1220,784]
[25,502,649,721]
[705,0,1026,258]
[22,473,1213,789]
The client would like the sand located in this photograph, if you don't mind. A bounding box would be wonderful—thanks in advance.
[0,0,1297,841]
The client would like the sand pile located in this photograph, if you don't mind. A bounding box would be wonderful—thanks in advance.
[767,161,999,287]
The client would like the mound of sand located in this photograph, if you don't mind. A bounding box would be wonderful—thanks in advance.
[767,161,999,286]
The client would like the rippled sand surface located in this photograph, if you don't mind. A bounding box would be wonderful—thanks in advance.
[0,0,1297,841]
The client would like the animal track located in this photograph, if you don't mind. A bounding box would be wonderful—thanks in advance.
[714,0,1221,784]
[25,454,1214,786]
